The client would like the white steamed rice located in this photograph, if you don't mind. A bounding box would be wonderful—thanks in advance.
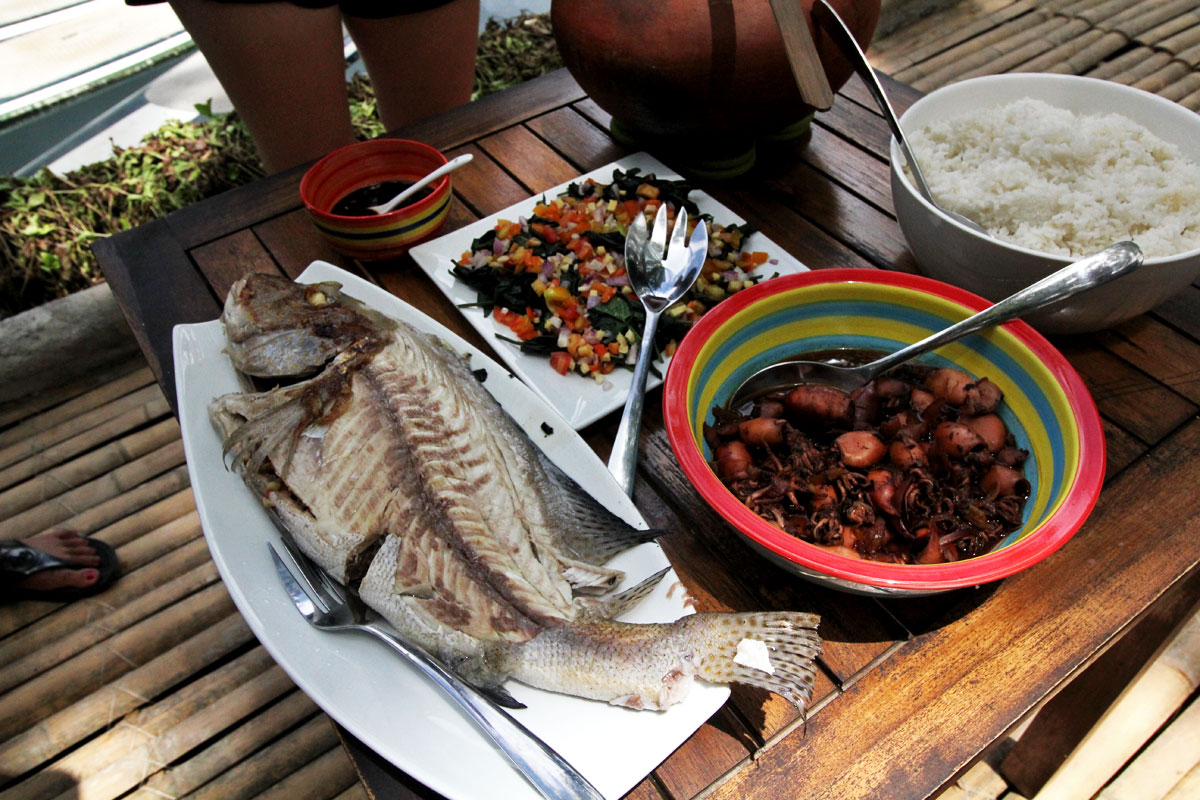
[906,97,1200,258]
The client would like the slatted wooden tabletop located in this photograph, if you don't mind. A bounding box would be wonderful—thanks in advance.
[4,38,1199,800]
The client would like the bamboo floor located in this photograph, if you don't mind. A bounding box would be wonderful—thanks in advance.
[870,0,1200,111]
[0,356,367,800]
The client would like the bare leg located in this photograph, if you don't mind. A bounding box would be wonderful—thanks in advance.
[344,0,480,132]
[168,0,355,173]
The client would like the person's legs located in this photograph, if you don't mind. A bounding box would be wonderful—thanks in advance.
[168,0,355,173]
[343,0,480,132]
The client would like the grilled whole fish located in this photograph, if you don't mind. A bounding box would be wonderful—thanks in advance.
[210,273,821,711]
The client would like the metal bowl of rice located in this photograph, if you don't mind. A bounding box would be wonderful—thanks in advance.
[890,73,1200,334]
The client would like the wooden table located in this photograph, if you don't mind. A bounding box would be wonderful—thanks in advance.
[94,68,1200,800]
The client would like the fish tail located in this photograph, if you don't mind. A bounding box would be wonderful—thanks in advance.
[679,611,822,711]
[501,610,820,711]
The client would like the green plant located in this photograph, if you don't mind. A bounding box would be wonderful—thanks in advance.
[0,12,560,319]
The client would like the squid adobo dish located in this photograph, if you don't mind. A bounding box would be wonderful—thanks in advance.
[707,363,1031,565]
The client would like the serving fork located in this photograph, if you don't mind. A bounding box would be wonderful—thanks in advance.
[607,205,708,496]
[267,532,603,800]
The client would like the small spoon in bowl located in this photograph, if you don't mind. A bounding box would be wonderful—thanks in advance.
[728,241,1143,408]
[368,153,473,215]
[810,0,989,236]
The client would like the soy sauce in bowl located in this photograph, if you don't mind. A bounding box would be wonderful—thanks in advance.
[331,180,433,216]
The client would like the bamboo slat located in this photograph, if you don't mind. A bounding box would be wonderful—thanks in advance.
[892,9,1051,85]
[1107,51,1175,85]
[0,581,235,743]
[93,485,194,548]
[952,17,1092,84]
[183,715,344,800]
[1138,10,1200,48]
[1134,61,1194,93]
[0,417,179,514]
[252,745,361,800]
[1105,0,1198,40]
[1086,45,1160,79]
[1161,72,1200,101]
[0,439,185,538]
[4,463,191,544]
[0,560,220,694]
[1178,86,1200,111]
[1163,762,1200,800]
[1097,694,1200,799]
[0,530,206,650]
[0,611,253,778]
[0,384,166,471]
[872,0,1038,76]
[51,665,297,800]
[0,365,155,450]
[0,393,171,490]
[112,508,203,571]
[1018,29,1126,75]
[131,690,321,800]
[1018,610,1200,799]
[332,785,371,800]
[1069,0,1140,27]
[0,358,146,431]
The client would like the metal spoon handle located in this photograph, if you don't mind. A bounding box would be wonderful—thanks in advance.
[811,0,934,201]
[864,241,1144,379]
[608,310,661,497]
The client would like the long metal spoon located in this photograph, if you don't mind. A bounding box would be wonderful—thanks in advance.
[608,206,708,496]
[810,0,990,236]
[368,153,473,215]
[729,241,1143,407]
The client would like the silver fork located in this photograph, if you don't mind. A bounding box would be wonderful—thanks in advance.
[607,205,708,496]
[267,537,604,800]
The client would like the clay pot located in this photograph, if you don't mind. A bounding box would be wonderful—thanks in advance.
[551,0,880,157]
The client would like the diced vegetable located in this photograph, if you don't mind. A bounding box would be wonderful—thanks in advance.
[450,168,771,382]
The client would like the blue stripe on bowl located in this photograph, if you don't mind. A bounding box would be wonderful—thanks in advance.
[689,297,1070,545]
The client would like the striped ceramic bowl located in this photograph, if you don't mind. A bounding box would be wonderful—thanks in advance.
[300,138,452,260]
[662,269,1105,596]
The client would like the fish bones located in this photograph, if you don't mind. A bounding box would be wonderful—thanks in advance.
[209,272,821,711]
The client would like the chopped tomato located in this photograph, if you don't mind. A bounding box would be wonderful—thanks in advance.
[549,351,572,375]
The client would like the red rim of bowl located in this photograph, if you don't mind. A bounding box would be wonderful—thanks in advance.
[662,268,1106,592]
[299,138,450,222]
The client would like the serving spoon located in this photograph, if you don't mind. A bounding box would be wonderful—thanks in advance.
[728,241,1143,408]
[810,0,990,237]
[368,153,473,215]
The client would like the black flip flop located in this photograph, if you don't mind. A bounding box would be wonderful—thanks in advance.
[0,537,120,603]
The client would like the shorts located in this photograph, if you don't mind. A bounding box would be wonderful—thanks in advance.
[126,0,458,18]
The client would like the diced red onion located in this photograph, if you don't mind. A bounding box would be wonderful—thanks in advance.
[586,293,602,309]
[608,275,631,287]
[493,238,508,255]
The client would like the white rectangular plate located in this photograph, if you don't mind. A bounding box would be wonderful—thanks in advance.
[173,261,731,800]
[409,151,809,429]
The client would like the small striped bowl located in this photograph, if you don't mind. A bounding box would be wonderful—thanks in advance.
[663,269,1105,596]
[300,138,452,260]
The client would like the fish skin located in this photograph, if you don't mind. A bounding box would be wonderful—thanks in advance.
[211,273,822,711]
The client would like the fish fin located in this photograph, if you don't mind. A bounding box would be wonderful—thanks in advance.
[681,611,822,711]
[476,683,526,710]
[577,567,669,621]
[536,449,666,563]
[559,557,625,596]
[453,644,527,709]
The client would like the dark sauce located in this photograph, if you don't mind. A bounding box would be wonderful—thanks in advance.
[331,180,433,216]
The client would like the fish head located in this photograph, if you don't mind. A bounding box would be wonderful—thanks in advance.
[221,272,393,377]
